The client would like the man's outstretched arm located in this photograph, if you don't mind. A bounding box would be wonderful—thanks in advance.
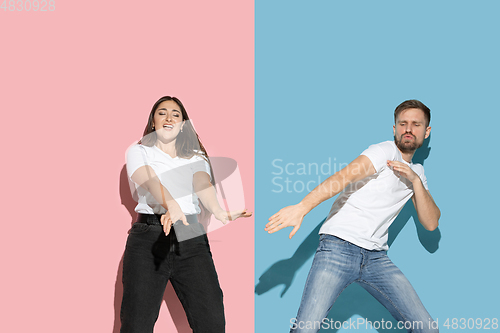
[387,161,440,231]
[266,155,376,239]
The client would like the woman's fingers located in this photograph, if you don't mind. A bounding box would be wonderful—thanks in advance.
[165,219,172,235]
[160,214,172,235]
[227,208,253,221]
[180,214,189,226]
[240,208,252,217]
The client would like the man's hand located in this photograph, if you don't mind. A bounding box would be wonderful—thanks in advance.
[160,201,188,236]
[266,203,309,239]
[387,160,419,183]
[213,208,252,224]
[387,160,440,231]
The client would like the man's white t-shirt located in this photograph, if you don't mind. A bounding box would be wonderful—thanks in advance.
[319,141,429,251]
[126,144,211,215]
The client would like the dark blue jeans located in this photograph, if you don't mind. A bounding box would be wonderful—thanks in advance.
[120,217,225,333]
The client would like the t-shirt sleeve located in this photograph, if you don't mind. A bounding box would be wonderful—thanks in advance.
[420,173,429,190]
[190,155,212,181]
[126,144,149,179]
[360,143,390,173]
[415,165,429,190]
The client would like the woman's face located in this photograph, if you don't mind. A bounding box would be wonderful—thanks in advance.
[153,100,184,142]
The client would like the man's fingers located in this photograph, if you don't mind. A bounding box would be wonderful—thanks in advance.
[269,211,280,220]
[181,215,189,226]
[265,216,281,229]
[267,220,286,233]
[389,161,409,171]
[289,225,300,239]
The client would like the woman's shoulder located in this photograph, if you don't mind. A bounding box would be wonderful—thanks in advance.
[127,143,157,159]
[129,143,153,152]
[189,150,209,162]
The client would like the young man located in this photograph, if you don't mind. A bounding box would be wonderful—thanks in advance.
[266,100,440,333]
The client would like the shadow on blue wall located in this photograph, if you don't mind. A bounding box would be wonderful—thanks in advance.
[255,137,441,332]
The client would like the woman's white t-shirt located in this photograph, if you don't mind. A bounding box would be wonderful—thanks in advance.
[126,144,211,215]
[319,141,429,251]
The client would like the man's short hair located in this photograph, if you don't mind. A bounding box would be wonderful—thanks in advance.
[394,100,431,126]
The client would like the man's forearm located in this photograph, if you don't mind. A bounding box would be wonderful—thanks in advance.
[412,179,440,231]
[299,155,375,214]
[266,155,375,238]
[298,172,350,214]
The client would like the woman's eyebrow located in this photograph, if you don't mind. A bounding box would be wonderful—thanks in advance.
[157,108,181,112]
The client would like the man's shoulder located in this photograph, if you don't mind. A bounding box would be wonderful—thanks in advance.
[360,141,398,172]
[411,162,425,175]
[368,140,396,150]
[362,140,397,156]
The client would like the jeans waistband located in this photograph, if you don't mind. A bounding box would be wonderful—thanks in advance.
[136,213,198,225]
[134,214,203,255]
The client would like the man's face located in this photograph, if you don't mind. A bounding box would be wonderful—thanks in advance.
[393,108,431,154]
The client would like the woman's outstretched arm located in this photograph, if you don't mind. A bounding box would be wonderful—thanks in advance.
[193,171,252,224]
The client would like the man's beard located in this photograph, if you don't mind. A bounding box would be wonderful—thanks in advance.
[394,134,423,154]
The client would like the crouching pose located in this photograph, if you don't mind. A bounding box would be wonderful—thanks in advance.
[267,100,440,333]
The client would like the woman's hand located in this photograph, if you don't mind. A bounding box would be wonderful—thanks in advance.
[160,201,189,236]
[213,208,252,225]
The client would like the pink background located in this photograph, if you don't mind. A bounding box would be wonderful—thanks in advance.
[0,1,254,332]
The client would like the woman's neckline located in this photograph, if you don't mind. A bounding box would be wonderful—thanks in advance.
[152,145,179,159]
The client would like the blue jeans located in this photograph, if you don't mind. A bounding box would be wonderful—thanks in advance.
[290,235,438,333]
[120,218,224,333]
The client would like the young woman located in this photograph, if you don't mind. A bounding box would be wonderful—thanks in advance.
[120,96,251,333]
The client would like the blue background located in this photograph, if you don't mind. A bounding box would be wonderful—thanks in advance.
[255,1,500,332]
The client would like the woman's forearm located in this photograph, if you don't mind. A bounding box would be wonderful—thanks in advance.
[193,172,223,214]
[131,165,178,211]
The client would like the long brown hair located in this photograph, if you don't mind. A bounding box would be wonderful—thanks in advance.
[138,96,215,185]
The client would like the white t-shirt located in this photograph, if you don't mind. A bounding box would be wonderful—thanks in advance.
[126,144,212,215]
[319,141,429,251]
